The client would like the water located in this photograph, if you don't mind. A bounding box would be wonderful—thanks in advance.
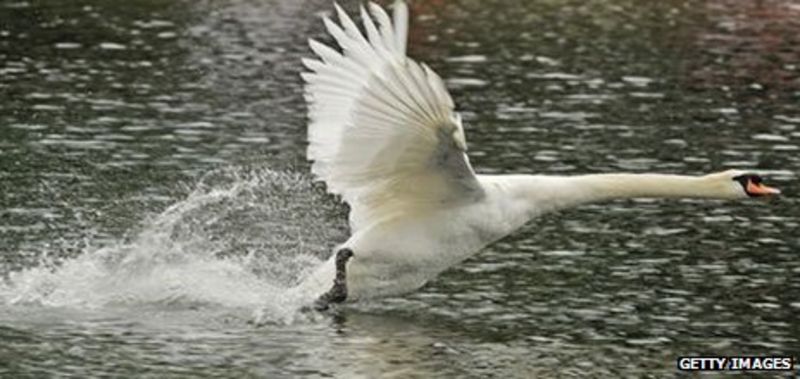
[1,0,799,376]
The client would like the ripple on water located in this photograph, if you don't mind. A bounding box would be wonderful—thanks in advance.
[751,133,789,142]
[628,92,664,99]
[539,111,597,121]
[526,72,583,80]
[10,123,47,130]
[54,42,81,49]
[98,42,126,50]
[621,76,653,87]
[774,115,800,124]
[446,54,487,63]
[446,78,489,88]
[539,250,585,257]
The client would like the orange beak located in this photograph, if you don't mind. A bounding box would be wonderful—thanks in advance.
[746,180,781,196]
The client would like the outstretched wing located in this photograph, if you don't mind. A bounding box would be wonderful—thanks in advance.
[303,1,483,231]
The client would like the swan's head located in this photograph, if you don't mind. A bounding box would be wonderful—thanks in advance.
[711,170,781,199]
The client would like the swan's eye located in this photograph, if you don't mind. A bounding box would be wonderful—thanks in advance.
[732,174,780,197]
[733,174,761,186]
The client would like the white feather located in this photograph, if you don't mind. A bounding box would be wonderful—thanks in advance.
[305,1,482,231]
[392,0,409,55]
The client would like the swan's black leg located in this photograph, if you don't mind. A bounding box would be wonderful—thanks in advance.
[313,248,354,311]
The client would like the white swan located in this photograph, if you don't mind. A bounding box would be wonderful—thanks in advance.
[295,1,780,305]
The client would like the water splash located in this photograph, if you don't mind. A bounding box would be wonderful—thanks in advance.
[0,167,348,323]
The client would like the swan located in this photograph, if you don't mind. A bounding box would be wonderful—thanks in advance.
[296,1,781,307]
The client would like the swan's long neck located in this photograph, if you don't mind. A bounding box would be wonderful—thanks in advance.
[492,173,740,217]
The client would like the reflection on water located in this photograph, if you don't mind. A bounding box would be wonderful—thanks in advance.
[1,0,798,377]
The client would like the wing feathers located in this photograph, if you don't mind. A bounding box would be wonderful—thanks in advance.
[304,1,483,230]
[368,2,400,56]
[392,0,409,55]
[360,6,386,54]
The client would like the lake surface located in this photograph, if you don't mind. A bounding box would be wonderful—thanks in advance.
[1,0,799,377]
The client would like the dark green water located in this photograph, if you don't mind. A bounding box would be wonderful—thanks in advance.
[1,0,798,377]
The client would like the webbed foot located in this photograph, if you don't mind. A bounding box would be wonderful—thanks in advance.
[312,248,354,311]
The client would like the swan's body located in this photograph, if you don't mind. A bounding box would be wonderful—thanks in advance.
[294,2,780,304]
